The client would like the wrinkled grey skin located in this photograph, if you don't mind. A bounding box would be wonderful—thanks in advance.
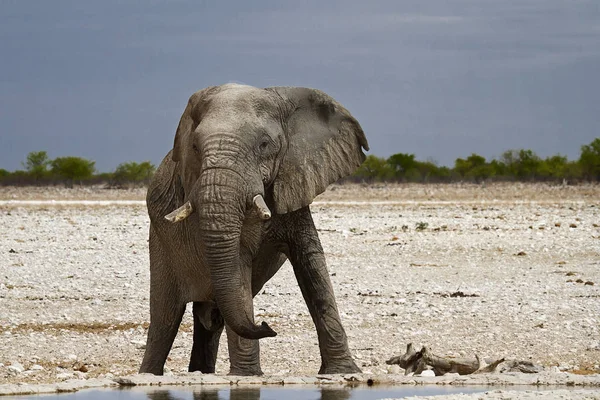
[140,84,369,376]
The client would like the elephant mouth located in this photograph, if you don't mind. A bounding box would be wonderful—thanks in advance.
[164,194,271,223]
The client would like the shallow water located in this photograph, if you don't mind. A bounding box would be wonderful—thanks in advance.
[13,385,493,399]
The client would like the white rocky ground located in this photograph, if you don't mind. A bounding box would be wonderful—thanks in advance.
[399,389,600,399]
[0,184,599,396]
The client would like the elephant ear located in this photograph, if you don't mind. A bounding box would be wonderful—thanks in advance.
[172,86,220,162]
[269,87,369,214]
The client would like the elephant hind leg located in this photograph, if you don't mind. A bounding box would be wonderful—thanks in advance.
[189,301,224,373]
[226,324,262,376]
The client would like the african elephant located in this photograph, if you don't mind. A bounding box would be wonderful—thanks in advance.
[140,83,369,376]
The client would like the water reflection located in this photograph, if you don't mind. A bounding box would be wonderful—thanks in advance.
[145,387,352,400]
[146,390,183,400]
[145,387,263,400]
[320,388,351,400]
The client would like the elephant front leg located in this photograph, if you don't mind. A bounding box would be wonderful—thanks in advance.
[140,233,187,375]
[285,208,361,374]
[140,301,186,375]
[189,301,224,373]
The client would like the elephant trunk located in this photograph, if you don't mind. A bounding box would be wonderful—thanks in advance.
[195,168,276,340]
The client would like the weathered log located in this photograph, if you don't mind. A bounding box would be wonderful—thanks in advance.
[503,360,543,374]
[475,356,506,374]
[387,343,505,376]
[385,343,428,375]
[422,346,480,375]
[386,343,418,369]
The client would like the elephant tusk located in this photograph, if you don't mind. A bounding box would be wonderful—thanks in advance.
[164,201,194,223]
[253,195,271,220]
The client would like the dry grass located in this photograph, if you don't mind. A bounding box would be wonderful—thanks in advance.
[570,368,600,376]
[1,183,598,207]
[0,203,145,211]
[0,321,199,335]
[0,185,146,201]
[0,322,149,335]
[0,322,145,334]
[318,182,600,203]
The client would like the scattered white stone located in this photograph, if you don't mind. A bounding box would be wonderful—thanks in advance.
[130,340,146,349]
[419,369,436,377]
[386,365,401,374]
[7,362,24,374]
[29,364,44,371]
[56,372,74,380]
[74,371,87,379]
[283,376,305,384]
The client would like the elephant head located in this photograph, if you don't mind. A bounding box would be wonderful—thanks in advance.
[165,84,368,340]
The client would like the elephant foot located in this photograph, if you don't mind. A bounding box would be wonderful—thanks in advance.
[228,366,264,376]
[139,365,165,376]
[188,364,215,374]
[318,358,362,375]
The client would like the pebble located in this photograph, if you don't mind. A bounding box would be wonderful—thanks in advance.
[130,340,146,349]
[7,363,24,374]
[73,371,87,379]
[386,365,401,374]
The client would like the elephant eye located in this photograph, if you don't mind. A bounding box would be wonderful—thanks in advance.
[258,139,269,152]
[192,143,199,153]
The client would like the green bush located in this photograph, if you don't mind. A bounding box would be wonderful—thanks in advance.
[536,155,566,180]
[50,156,96,187]
[387,153,417,181]
[414,161,444,182]
[579,138,600,181]
[113,161,155,185]
[4,138,600,186]
[353,155,394,181]
[452,154,495,182]
[23,151,50,181]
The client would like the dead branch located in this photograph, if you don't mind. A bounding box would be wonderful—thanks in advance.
[422,346,481,375]
[385,343,418,370]
[475,356,506,374]
[387,343,505,376]
[385,343,428,375]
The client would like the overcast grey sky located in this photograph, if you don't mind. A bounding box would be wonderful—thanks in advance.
[1,1,599,172]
